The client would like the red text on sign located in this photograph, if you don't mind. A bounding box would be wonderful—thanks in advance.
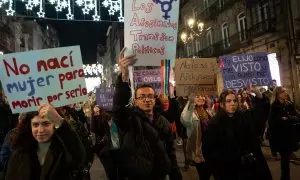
[65,84,87,99]
[3,58,30,77]
[37,51,74,72]
[58,68,85,89]
[132,0,153,13]
[47,93,63,103]
[11,96,43,110]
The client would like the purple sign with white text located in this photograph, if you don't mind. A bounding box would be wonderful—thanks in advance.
[133,68,161,93]
[96,87,114,111]
[220,52,272,89]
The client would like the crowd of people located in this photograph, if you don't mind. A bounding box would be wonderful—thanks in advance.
[0,49,299,180]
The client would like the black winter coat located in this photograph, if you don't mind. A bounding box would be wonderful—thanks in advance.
[269,100,300,152]
[5,122,85,180]
[113,75,181,180]
[91,114,111,155]
[202,109,272,180]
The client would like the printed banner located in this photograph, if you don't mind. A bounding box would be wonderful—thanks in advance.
[175,58,217,85]
[124,0,180,66]
[96,87,114,111]
[0,46,88,113]
[220,52,272,89]
[133,67,161,93]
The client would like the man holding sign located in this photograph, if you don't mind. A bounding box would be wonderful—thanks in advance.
[113,48,182,180]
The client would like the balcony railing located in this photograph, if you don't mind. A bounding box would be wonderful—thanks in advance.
[245,0,270,7]
[195,18,276,57]
[248,18,276,38]
[197,0,237,21]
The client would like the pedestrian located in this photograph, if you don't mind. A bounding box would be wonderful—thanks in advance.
[181,93,214,180]
[0,113,26,179]
[5,104,85,180]
[112,48,182,180]
[269,87,300,180]
[91,106,125,180]
[56,106,94,180]
[176,96,189,170]
[202,89,272,180]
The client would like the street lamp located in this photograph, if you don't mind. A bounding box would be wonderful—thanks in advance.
[181,18,205,44]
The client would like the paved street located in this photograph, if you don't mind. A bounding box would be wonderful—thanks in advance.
[90,146,300,180]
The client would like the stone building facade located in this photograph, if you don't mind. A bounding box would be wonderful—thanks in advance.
[178,0,300,107]
[0,11,59,54]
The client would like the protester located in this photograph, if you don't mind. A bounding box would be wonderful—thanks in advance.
[181,94,214,180]
[5,104,85,180]
[56,106,94,180]
[176,96,189,170]
[202,89,272,180]
[269,87,300,180]
[0,112,26,179]
[112,48,182,180]
[91,106,124,180]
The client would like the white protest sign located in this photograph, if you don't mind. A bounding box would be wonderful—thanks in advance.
[0,46,88,113]
[124,0,180,66]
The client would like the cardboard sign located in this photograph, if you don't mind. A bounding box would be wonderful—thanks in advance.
[124,0,180,66]
[220,52,272,89]
[96,87,114,111]
[175,58,217,85]
[133,67,161,93]
[176,85,218,97]
[0,46,88,113]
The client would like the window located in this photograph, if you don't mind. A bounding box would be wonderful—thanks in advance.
[187,45,192,57]
[219,0,225,8]
[221,23,230,48]
[193,7,198,18]
[237,12,247,42]
[206,28,213,47]
[184,15,188,26]
[196,40,201,52]
[204,0,209,9]
[262,3,269,20]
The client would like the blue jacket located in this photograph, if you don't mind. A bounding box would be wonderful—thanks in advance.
[0,129,13,172]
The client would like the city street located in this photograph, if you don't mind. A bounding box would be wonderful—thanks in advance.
[90,146,300,180]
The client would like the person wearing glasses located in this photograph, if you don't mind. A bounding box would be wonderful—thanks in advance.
[112,48,182,180]
[202,89,272,180]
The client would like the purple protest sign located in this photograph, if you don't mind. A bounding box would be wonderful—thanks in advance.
[96,87,114,111]
[220,52,272,89]
[133,67,161,93]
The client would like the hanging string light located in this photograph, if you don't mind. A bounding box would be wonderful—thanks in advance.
[92,0,100,21]
[0,0,124,22]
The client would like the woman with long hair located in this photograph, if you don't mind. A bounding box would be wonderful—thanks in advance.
[269,87,300,180]
[5,104,85,180]
[181,93,214,180]
[202,89,272,180]
[238,89,252,111]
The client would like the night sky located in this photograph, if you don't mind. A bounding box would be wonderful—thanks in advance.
[13,0,123,64]
[46,20,111,64]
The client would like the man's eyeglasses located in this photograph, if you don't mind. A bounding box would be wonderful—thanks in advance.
[136,95,155,101]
